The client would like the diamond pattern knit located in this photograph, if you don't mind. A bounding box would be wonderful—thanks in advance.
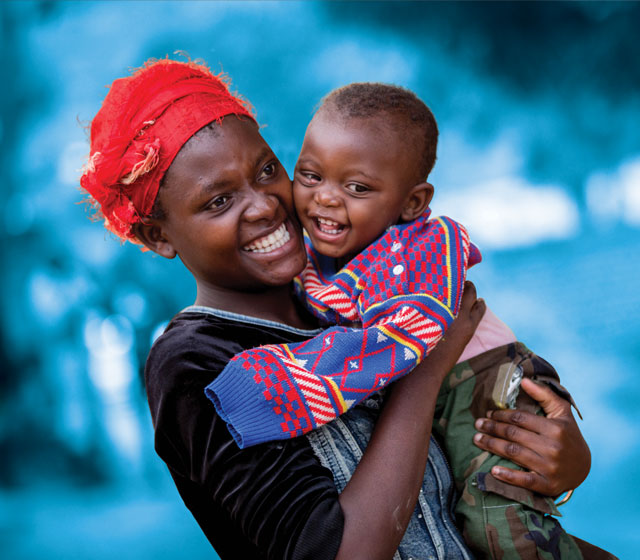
[205,211,481,447]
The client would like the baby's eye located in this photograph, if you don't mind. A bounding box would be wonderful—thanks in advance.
[258,161,278,181]
[298,170,321,185]
[346,183,370,194]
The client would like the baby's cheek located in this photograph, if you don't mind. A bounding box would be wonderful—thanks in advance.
[292,182,309,215]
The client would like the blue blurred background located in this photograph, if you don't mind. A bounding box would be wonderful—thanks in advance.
[1,1,638,558]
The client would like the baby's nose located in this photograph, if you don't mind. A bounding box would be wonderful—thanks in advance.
[314,184,340,207]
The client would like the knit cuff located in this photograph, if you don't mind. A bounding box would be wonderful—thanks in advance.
[205,361,286,448]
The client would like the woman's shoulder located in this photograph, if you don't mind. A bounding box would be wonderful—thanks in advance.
[145,312,242,393]
[151,309,232,352]
[155,310,240,354]
[145,308,320,392]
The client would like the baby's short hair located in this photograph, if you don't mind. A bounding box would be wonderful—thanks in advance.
[318,83,438,181]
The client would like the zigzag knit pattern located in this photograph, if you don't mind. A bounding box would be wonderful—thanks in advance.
[205,211,481,447]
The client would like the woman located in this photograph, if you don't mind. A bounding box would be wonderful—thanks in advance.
[80,58,592,560]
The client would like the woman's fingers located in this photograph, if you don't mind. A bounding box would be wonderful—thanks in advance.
[479,410,566,457]
[472,425,546,473]
[461,279,477,306]
[519,377,571,419]
[474,413,541,447]
[484,408,548,437]
[414,282,485,381]
[486,465,553,495]
[470,296,486,324]
[460,281,487,325]
[473,377,591,495]
[446,281,486,343]
[472,426,561,494]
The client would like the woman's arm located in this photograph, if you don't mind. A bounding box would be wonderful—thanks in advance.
[335,282,486,560]
[473,377,590,496]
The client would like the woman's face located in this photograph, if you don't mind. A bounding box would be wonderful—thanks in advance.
[154,116,306,293]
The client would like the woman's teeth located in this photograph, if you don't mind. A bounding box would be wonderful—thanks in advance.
[243,223,290,253]
[316,217,344,234]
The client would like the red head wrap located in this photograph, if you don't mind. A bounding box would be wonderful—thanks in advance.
[80,58,255,242]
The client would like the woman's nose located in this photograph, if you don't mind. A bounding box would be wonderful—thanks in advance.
[243,189,279,222]
[313,184,340,207]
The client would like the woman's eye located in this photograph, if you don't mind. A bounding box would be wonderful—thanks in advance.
[210,195,230,208]
[346,183,369,194]
[258,162,278,180]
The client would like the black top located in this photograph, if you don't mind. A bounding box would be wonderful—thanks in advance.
[144,308,344,560]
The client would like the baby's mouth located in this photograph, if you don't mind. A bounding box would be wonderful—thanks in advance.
[315,217,346,235]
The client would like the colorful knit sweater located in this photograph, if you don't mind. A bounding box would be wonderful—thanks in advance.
[205,211,481,447]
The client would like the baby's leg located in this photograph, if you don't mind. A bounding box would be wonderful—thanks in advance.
[434,342,584,559]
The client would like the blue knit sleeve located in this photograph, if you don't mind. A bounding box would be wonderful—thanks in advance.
[206,214,480,448]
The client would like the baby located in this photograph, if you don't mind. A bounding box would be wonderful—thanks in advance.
[207,83,585,558]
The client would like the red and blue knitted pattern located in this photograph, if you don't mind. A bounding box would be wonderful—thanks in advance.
[205,211,481,447]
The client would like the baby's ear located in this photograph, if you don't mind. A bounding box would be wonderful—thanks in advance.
[133,221,177,259]
[401,182,434,222]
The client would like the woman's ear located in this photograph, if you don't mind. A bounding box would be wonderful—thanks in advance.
[400,182,434,222]
[133,221,177,259]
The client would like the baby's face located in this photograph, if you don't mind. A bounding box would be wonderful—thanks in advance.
[293,112,419,261]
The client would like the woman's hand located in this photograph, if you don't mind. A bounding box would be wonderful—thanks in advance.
[473,377,590,497]
[423,281,486,381]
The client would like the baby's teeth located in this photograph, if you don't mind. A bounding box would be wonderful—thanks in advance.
[318,217,339,227]
[317,218,342,234]
[316,217,344,234]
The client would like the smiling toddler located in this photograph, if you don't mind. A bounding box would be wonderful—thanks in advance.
[207,83,587,558]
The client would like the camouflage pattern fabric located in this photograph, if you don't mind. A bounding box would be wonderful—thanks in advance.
[434,342,617,560]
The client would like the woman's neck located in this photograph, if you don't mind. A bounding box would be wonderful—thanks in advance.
[194,282,317,330]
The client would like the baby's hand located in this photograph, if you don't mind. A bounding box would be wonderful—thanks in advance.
[473,377,590,496]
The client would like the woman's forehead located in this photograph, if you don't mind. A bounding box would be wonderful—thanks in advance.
[165,117,270,186]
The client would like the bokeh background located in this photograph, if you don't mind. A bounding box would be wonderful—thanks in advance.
[1,1,638,558]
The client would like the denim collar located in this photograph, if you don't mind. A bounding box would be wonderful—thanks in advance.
[181,305,324,336]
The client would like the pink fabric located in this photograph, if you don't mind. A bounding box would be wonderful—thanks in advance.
[457,306,516,363]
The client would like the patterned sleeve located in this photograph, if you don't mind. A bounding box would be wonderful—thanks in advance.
[206,215,481,448]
